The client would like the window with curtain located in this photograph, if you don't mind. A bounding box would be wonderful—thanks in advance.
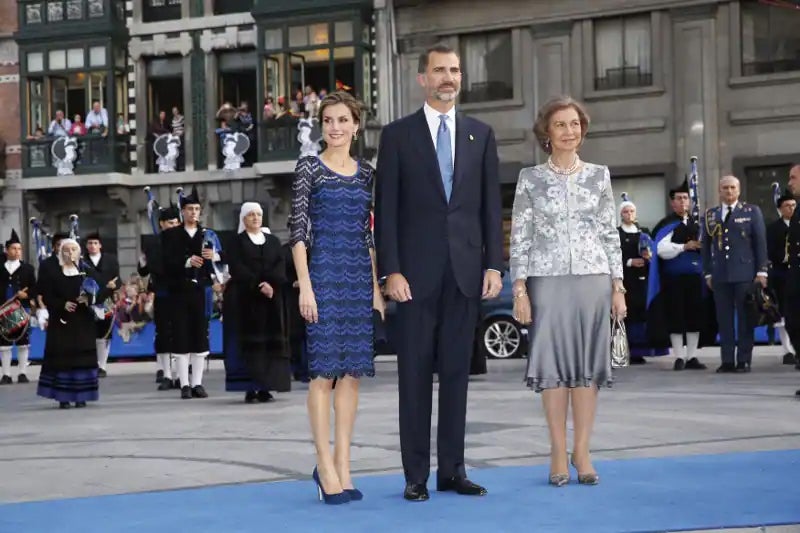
[594,14,652,91]
[459,31,513,104]
[741,0,800,76]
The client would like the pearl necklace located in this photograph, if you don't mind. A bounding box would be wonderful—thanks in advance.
[547,155,581,175]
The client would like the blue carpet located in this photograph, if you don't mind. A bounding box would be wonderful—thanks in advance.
[2,450,799,533]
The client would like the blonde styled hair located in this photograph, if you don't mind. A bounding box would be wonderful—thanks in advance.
[532,96,591,154]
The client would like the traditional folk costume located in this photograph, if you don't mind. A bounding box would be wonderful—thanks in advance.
[224,202,291,402]
[34,232,70,330]
[616,198,668,363]
[647,178,712,370]
[160,186,222,399]
[0,230,37,384]
[138,202,181,390]
[84,231,120,378]
[766,189,796,364]
[36,239,100,408]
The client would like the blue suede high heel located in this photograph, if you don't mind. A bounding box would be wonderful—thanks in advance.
[344,488,363,501]
[312,467,351,505]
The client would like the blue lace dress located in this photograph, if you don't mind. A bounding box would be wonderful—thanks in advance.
[289,156,375,379]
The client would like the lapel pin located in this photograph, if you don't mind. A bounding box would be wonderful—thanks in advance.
[469,134,474,141]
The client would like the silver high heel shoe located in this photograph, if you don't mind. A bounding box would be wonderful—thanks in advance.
[570,455,599,485]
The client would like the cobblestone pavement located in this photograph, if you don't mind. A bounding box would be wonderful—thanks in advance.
[1,347,799,531]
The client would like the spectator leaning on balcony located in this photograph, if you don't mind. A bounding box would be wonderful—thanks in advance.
[85,101,109,137]
[48,110,72,137]
[151,110,171,137]
[69,114,87,136]
[171,107,185,138]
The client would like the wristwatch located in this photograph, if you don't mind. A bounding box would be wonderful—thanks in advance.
[614,285,627,294]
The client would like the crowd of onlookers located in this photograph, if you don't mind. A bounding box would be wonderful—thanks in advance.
[28,101,129,141]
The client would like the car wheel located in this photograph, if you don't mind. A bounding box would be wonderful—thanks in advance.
[481,316,523,359]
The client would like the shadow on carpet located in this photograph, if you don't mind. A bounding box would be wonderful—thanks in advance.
[2,449,799,533]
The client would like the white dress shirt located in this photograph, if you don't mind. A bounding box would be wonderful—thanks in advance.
[656,217,690,260]
[85,108,109,129]
[4,259,20,275]
[423,102,456,167]
[89,253,101,266]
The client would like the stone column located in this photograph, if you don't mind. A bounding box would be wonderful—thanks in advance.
[107,187,138,276]
[180,35,195,172]
[188,32,208,171]
[131,0,142,24]
[130,43,149,175]
[200,31,219,170]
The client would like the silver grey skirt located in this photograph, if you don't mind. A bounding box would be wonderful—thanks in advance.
[525,274,613,392]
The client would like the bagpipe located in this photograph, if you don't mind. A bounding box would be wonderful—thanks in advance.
[144,186,159,235]
[29,217,52,265]
[688,156,703,241]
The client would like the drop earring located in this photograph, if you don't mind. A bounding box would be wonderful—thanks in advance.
[544,138,551,151]
[353,131,359,141]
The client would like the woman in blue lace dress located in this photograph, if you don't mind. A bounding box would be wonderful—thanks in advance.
[290,91,384,504]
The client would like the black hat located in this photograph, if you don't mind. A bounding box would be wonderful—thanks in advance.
[159,200,180,221]
[85,231,101,242]
[669,176,690,199]
[5,229,20,249]
[179,185,200,208]
[52,232,69,244]
[777,189,795,208]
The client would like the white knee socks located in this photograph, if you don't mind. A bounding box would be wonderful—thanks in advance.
[96,339,109,370]
[778,325,795,354]
[685,332,700,361]
[157,353,173,380]
[669,334,686,360]
[17,346,29,376]
[190,353,206,387]
[0,348,11,377]
[175,354,190,388]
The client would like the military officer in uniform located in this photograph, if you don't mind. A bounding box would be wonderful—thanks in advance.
[138,202,181,390]
[0,230,36,384]
[766,189,796,364]
[84,231,121,378]
[702,175,768,373]
[782,164,800,396]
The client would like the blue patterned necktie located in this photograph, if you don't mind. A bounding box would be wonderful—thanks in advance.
[436,114,453,202]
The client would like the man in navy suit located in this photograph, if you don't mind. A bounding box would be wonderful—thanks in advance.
[702,175,768,373]
[375,43,504,502]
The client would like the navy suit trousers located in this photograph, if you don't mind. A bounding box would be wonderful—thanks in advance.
[713,281,754,364]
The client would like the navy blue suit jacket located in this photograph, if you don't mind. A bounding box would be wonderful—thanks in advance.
[374,107,504,299]
[702,202,768,284]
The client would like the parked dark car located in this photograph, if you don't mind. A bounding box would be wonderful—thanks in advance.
[375,271,528,360]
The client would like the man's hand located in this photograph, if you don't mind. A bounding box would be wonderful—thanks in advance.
[482,270,502,300]
[189,255,204,268]
[201,248,214,261]
[16,290,28,300]
[706,275,713,290]
[684,240,702,251]
[385,273,412,302]
[756,274,767,288]
[106,277,118,289]
[259,281,274,298]
[641,249,652,261]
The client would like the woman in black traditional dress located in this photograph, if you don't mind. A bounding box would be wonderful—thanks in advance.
[223,202,290,402]
[617,195,664,363]
[36,239,101,408]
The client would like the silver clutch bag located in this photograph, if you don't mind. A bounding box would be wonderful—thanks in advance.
[610,317,630,369]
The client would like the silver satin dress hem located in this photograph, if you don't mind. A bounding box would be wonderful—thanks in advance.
[524,274,613,393]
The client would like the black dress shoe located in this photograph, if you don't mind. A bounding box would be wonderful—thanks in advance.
[257,390,274,403]
[783,353,796,365]
[0,375,12,385]
[17,374,29,383]
[630,356,646,365]
[180,386,192,399]
[191,385,208,398]
[716,363,736,373]
[59,402,71,409]
[673,358,685,371]
[685,358,707,370]
[244,391,257,403]
[436,476,487,496]
[403,483,429,501]
[158,379,173,391]
[97,369,107,378]
[74,401,87,408]
[155,369,164,383]
[736,362,751,373]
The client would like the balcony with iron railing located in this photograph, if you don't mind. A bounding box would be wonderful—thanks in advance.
[594,66,653,91]
[17,0,127,38]
[213,0,253,15]
[21,134,131,178]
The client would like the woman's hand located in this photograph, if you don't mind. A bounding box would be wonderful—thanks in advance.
[64,301,77,312]
[612,291,627,320]
[299,286,318,323]
[373,285,386,321]
[513,294,532,325]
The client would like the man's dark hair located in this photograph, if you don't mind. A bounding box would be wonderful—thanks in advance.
[417,42,458,74]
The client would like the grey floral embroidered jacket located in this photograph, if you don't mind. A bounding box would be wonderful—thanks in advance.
[509,162,623,281]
